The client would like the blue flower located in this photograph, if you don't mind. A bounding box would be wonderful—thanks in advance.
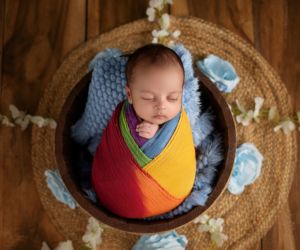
[196,55,240,93]
[228,143,263,195]
[45,169,77,209]
[132,230,188,250]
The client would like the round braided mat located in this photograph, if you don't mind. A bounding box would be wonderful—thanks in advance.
[31,16,297,249]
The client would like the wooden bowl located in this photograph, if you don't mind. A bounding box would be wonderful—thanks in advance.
[55,66,236,234]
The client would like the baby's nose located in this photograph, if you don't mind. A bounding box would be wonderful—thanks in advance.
[156,100,166,110]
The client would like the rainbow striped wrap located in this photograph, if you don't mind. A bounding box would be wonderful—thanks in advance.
[92,100,196,218]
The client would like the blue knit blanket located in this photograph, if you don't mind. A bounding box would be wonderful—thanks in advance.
[71,43,224,220]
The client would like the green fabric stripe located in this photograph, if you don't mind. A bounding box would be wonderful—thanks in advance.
[119,101,151,167]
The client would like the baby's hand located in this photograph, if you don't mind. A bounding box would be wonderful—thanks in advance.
[136,121,159,139]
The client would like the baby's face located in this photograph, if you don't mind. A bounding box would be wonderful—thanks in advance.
[125,64,184,125]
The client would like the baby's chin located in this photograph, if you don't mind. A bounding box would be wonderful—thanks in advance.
[145,115,172,125]
[138,112,180,125]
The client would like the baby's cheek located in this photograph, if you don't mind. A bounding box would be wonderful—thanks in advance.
[136,104,152,117]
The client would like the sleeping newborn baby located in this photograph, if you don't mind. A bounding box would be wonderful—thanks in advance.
[92,44,196,219]
[124,44,184,143]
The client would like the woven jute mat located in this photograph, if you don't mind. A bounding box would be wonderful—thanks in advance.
[31,16,297,249]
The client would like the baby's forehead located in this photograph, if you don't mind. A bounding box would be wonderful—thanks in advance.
[132,81,183,94]
[135,61,182,71]
[139,89,182,95]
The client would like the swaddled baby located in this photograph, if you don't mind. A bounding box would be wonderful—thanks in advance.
[92,44,196,218]
[124,44,184,141]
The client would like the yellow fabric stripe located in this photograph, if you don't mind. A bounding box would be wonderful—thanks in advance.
[143,106,196,199]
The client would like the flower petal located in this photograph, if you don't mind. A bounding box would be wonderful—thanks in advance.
[160,13,170,30]
[54,240,74,250]
[149,0,164,10]
[268,106,279,121]
[146,7,155,22]
[152,37,158,44]
[274,120,295,134]
[41,241,51,250]
[253,97,264,122]
[211,231,228,247]
[193,214,210,224]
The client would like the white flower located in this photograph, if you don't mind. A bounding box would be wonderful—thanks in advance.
[9,104,26,119]
[41,240,74,250]
[172,29,181,38]
[8,105,30,130]
[82,217,104,250]
[152,29,169,38]
[146,7,156,22]
[211,231,228,247]
[10,104,57,130]
[268,106,280,122]
[253,97,264,122]
[147,0,175,45]
[159,13,170,30]
[30,116,57,129]
[152,37,158,43]
[48,119,57,129]
[193,214,228,247]
[198,223,211,232]
[41,241,51,250]
[0,114,15,127]
[30,115,47,128]
[1,104,56,130]
[208,218,224,233]
[54,240,74,250]
[193,214,210,224]
[15,114,31,130]
[274,119,296,134]
[235,100,246,113]
[235,100,254,126]
[149,0,164,10]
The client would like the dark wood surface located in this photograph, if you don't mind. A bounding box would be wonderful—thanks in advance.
[0,0,299,249]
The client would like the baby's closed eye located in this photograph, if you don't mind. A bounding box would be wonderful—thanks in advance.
[141,95,180,102]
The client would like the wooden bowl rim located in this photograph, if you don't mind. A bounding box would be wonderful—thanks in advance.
[55,66,236,234]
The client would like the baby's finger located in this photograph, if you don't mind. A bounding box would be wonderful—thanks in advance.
[138,128,150,134]
[137,128,149,134]
[136,126,144,132]
[139,132,151,139]
[137,124,149,130]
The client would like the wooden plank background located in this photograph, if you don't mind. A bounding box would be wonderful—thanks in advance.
[0,0,299,249]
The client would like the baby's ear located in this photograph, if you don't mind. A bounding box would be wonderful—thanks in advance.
[125,84,132,101]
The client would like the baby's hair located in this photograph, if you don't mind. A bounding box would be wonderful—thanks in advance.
[125,43,185,86]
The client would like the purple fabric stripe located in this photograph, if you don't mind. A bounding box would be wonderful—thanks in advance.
[125,101,148,147]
